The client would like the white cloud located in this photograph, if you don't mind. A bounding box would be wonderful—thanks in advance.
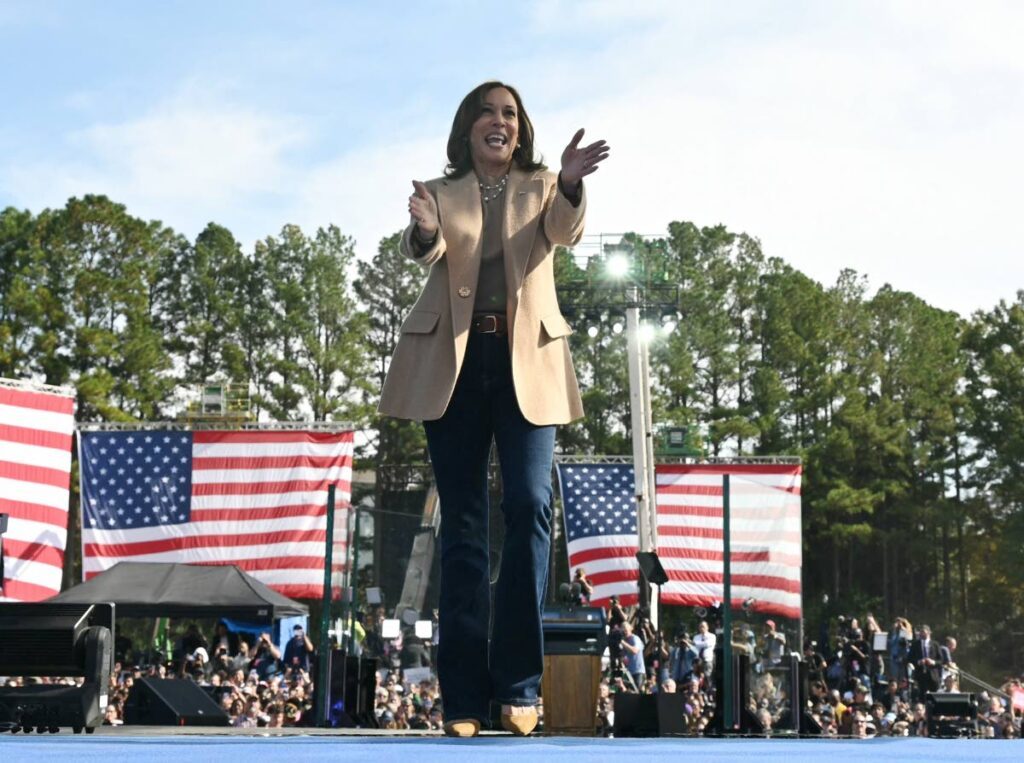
[4,3,1022,316]
[4,80,307,239]
[516,1,1024,315]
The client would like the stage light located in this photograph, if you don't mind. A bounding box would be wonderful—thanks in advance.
[414,620,433,639]
[612,319,624,335]
[587,324,599,338]
[381,619,400,639]
[605,253,631,278]
[661,313,678,334]
[638,322,656,343]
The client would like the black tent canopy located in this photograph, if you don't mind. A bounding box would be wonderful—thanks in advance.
[49,562,309,622]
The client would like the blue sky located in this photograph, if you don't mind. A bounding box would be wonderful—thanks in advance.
[2,1,1023,316]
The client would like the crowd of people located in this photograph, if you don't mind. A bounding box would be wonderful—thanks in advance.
[93,610,443,729]
[592,582,1024,738]
[5,596,1023,738]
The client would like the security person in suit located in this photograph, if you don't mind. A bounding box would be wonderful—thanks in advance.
[379,81,609,737]
[908,624,942,699]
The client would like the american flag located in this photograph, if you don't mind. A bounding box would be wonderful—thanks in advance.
[79,428,352,599]
[0,379,75,602]
[656,464,802,619]
[557,463,640,607]
[558,461,803,618]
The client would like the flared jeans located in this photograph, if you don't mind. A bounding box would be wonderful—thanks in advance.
[423,330,555,723]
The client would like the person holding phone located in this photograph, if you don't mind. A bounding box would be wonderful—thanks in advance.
[282,625,314,673]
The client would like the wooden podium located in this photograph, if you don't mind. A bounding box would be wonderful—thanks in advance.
[541,653,602,735]
[540,606,607,736]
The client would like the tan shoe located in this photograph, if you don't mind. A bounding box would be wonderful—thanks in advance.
[443,719,481,737]
[500,705,538,736]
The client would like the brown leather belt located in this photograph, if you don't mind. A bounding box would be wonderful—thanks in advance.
[471,313,507,335]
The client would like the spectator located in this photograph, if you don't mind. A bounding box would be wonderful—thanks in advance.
[250,632,282,680]
[909,625,941,700]
[400,631,431,669]
[760,620,786,670]
[803,640,827,682]
[283,625,315,673]
[880,679,904,712]
[620,621,646,691]
[939,636,958,681]
[573,567,593,603]
[692,620,716,675]
[863,613,885,681]
[177,623,208,665]
[209,621,240,656]
[670,632,699,684]
[888,617,913,682]
[607,595,627,628]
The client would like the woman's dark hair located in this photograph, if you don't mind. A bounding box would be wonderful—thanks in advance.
[445,80,546,178]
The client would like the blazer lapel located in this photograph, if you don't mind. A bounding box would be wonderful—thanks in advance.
[437,172,483,339]
[503,170,545,297]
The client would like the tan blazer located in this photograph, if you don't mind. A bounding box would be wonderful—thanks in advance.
[378,168,586,425]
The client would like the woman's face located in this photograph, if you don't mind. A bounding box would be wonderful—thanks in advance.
[468,87,519,173]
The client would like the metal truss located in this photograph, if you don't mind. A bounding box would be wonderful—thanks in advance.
[555,454,802,465]
[77,420,355,432]
[0,377,75,397]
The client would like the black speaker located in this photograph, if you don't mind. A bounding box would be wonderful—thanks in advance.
[321,652,378,728]
[612,693,688,737]
[708,649,761,735]
[125,678,229,726]
[0,603,114,731]
[926,692,978,738]
[771,654,804,733]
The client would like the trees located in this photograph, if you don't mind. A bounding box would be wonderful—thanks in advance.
[355,231,428,469]
[4,194,1024,676]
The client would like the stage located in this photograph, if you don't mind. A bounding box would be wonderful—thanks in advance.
[1,728,1020,762]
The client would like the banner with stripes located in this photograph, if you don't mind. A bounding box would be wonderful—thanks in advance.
[656,463,802,619]
[79,428,352,599]
[0,378,75,601]
[558,461,802,618]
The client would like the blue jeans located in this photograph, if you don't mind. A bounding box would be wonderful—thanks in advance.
[424,330,555,723]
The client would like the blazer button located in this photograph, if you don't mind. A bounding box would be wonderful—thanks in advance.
[458,286,472,298]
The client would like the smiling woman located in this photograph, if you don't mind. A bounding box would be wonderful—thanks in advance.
[442,82,546,181]
[377,80,609,738]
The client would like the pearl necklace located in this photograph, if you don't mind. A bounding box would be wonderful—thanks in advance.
[479,174,508,203]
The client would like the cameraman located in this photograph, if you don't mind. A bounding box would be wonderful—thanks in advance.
[670,632,699,684]
[760,620,786,671]
[250,631,282,680]
[283,625,315,673]
[572,568,593,604]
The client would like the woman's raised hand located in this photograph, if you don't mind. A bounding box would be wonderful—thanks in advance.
[560,128,610,189]
[409,180,439,238]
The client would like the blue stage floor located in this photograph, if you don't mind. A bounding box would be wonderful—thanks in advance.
[1,734,1020,763]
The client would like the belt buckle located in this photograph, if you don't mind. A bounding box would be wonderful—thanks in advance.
[478,314,499,334]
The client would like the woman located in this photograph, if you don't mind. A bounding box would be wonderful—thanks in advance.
[888,616,913,682]
[378,81,609,737]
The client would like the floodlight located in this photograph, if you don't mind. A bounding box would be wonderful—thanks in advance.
[587,325,599,338]
[605,253,631,278]
[414,620,433,640]
[381,619,400,639]
[612,320,624,335]
[638,322,656,343]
